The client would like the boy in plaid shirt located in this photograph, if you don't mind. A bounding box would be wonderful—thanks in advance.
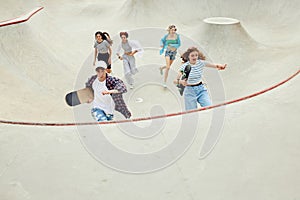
[85,61,131,121]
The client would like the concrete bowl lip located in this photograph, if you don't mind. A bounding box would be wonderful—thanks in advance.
[203,17,240,25]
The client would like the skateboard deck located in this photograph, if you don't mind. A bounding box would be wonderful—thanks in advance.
[177,64,191,96]
[65,87,94,106]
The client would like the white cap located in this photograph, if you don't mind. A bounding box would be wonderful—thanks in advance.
[95,61,107,70]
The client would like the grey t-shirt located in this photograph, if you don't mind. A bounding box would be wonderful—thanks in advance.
[94,40,110,54]
[121,41,132,53]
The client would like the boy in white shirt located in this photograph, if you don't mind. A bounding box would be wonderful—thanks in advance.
[87,61,131,121]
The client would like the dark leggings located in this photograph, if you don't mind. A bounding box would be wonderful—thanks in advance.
[97,52,111,69]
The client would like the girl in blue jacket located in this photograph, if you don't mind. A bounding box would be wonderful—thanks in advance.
[159,25,181,88]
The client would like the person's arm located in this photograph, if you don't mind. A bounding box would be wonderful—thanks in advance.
[102,89,119,95]
[160,35,166,48]
[108,46,112,64]
[102,77,127,95]
[116,44,123,60]
[205,61,227,70]
[177,34,181,48]
[93,48,97,66]
[159,35,167,55]
[113,77,127,93]
[128,40,144,56]
[173,64,187,85]
[173,71,183,84]
[129,50,138,56]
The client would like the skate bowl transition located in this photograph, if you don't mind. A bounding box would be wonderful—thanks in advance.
[0,0,299,199]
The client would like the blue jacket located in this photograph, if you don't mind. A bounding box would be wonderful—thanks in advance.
[159,33,181,55]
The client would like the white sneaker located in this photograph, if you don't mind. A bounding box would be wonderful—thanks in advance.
[129,84,134,89]
[162,83,167,88]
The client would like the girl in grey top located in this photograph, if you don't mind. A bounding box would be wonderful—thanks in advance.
[93,31,113,72]
[116,32,143,89]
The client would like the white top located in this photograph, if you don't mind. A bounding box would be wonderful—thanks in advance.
[92,78,115,115]
[116,40,144,57]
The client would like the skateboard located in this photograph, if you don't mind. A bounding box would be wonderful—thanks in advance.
[65,87,94,106]
[177,64,191,96]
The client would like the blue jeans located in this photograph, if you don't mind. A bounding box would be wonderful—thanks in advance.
[184,84,212,110]
[165,50,177,60]
[91,108,114,122]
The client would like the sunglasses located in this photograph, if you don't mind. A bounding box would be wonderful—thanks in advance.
[169,26,177,31]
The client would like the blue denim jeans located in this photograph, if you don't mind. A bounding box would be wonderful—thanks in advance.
[165,50,177,60]
[184,84,212,110]
[91,108,114,122]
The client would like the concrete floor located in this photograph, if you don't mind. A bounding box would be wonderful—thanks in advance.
[0,0,299,199]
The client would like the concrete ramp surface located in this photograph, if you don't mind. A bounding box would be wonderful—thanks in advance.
[0,0,299,199]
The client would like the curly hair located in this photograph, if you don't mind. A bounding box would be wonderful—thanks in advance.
[181,47,206,63]
[119,31,129,38]
[167,24,177,32]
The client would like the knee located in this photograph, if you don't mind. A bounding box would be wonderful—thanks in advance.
[199,97,212,107]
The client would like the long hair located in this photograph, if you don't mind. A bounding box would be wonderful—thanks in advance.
[103,32,113,45]
[181,47,206,63]
[95,31,113,45]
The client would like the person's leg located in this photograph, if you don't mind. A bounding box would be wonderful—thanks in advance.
[160,51,168,75]
[106,114,114,121]
[91,108,108,121]
[123,58,134,87]
[97,53,111,72]
[105,53,111,70]
[97,53,108,63]
[163,56,171,84]
[164,51,177,83]
[103,53,112,72]
[97,53,101,61]
[196,85,212,107]
[125,73,134,88]
[159,65,166,75]
[129,56,138,75]
[184,86,198,110]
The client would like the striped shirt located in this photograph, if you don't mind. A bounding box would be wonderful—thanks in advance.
[180,60,206,85]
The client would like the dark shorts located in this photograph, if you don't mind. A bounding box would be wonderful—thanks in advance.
[97,52,111,69]
[165,50,177,60]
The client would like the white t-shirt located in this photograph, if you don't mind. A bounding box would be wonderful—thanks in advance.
[92,78,115,115]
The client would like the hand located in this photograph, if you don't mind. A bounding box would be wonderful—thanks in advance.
[180,80,187,86]
[87,98,93,103]
[131,51,138,56]
[101,90,111,95]
[217,64,227,70]
[118,56,123,60]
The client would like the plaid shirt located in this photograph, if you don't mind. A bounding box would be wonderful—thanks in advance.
[85,75,131,119]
